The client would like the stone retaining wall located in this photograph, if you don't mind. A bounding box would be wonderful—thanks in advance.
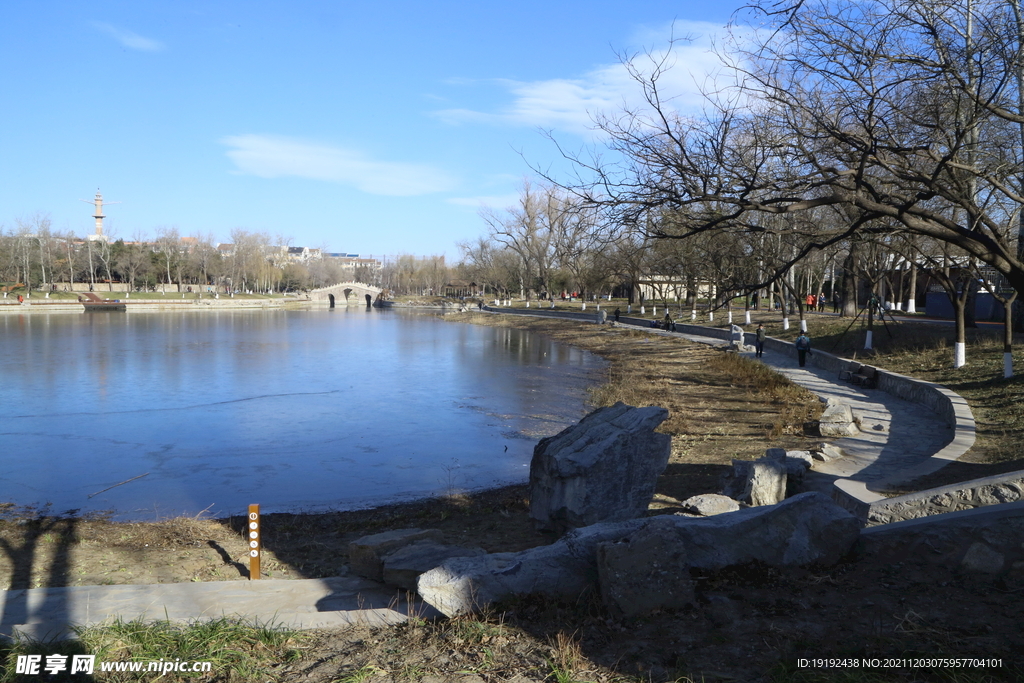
[861,470,1024,526]
[858,500,1024,576]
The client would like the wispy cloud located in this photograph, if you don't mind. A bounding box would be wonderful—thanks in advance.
[221,135,458,196]
[91,22,165,51]
[433,21,740,137]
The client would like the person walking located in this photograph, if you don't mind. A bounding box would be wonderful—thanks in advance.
[613,307,621,322]
[795,332,812,367]
[755,323,766,358]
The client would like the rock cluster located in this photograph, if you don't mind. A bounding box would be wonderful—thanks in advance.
[809,397,860,437]
[417,493,860,617]
[529,402,671,534]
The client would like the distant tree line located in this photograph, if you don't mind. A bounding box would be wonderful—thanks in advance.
[0,220,377,295]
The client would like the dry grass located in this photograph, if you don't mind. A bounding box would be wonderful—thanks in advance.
[445,313,823,506]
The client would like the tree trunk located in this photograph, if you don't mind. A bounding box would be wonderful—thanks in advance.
[841,248,859,317]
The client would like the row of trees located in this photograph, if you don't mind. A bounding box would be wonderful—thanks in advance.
[0,220,367,295]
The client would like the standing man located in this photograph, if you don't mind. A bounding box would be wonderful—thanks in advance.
[755,323,766,358]
[795,332,813,367]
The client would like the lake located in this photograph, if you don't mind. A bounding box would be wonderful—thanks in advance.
[0,308,605,520]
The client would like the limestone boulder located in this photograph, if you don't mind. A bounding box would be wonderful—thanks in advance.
[786,451,815,469]
[680,494,741,516]
[722,459,787,506]
[349,528,443,582]
[811,443,844,461]
[597,492,861,617]
[529,402,671,533]
[416,518,647,617]
[817,399,860,437]
[382,542,485,591]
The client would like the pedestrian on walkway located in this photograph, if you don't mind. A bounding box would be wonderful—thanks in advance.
[613,307,620,322]
[795,332,812,367]
[755,323,766,358]
[833,292,841,313]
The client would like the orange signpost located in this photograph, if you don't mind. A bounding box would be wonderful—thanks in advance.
[248,504,261,580]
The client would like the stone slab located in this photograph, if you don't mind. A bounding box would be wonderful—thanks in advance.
[349,528,444,582]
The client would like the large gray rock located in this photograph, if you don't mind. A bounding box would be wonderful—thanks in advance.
[349,528,443,582]
[811,443,844,461]
[597,492,860,617]
[382,542,486,590]
[681,494,740,516]
[722,459,787,506]
[416,518,647,617]
[529,402,671,533]
[817,399,859,437]
[728,324,752,351]
[418,493,859,617]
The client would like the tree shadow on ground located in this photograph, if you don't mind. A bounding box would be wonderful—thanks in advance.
[0,508,78,641]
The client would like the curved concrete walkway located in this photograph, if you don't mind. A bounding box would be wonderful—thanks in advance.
[623,321,955,493]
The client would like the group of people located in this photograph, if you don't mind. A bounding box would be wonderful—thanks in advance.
[755,323,813,367]
[805,292,829,312]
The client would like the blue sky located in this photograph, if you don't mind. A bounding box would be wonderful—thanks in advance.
[1,1,739,259]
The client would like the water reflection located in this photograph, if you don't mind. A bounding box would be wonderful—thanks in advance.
[0,309,605,519]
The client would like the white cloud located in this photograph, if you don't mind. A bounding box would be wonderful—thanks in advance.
[91,22,165,51]
[433,20,743,137]
[221,135,458,196]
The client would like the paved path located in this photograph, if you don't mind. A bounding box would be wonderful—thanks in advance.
[0,314,956,642]
[629,322,954,493]
[0,572,436,640]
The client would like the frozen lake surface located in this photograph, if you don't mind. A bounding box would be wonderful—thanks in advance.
[1,308,604,519]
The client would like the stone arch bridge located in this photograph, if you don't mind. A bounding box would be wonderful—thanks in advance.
[308,282,382,307]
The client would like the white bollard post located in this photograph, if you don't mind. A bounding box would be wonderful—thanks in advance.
[745,310,751,325]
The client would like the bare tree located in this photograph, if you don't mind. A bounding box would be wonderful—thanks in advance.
[552,0,1024,372]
